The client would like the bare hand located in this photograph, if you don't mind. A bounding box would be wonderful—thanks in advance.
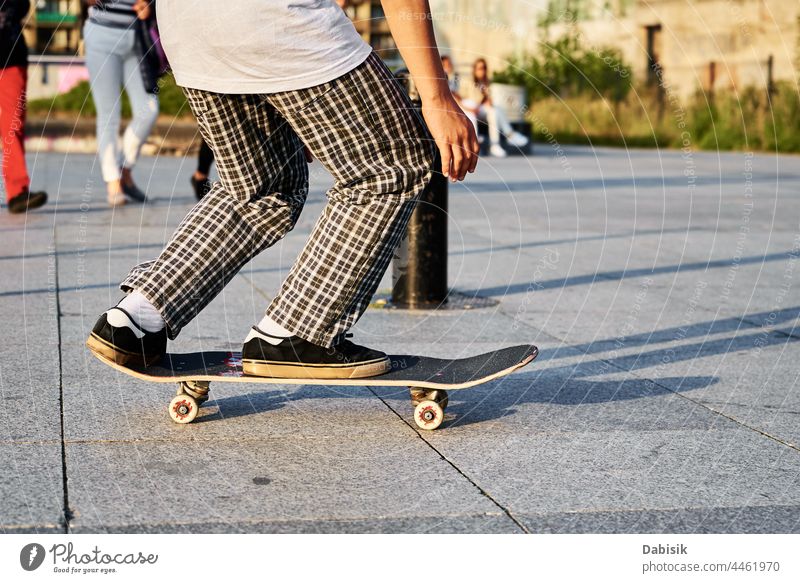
[422,96,479,182]
[133,0,151,20]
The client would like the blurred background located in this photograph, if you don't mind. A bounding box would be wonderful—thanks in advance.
[23,0,800,154]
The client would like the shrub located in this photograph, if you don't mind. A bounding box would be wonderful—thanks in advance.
[525,82,800,153]
[493,33,633,104]
[28,73,191,118]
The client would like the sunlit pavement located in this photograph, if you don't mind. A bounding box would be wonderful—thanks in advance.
[2,146,799,533]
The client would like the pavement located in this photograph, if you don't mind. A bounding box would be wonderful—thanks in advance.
[1,145,799,534]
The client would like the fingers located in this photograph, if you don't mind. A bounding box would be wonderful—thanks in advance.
[439,140,452,179]
[467,134,480,174]
[450,135,479,182]
[451,146,466,181]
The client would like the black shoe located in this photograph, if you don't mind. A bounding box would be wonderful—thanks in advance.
[8,189,47,214]
[241,329,391,379]
[190,175,212,200]
[121,181,147,203]
[86,307,167,367]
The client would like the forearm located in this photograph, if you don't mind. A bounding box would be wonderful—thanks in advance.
[381,0,450,104]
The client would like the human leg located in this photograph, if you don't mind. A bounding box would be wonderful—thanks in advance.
[459,98,479,134]
[0,65,30,201]
[119,89,308,338]
[191,138,214,200]
[491,103,529,148]
[197,139,214,176]
[263,52,435,348]
[83,22,127,203]
[120,50,159,173]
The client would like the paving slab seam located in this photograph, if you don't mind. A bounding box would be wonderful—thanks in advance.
[367,387,530,533]
[60,424,746,446]
[53,227,73,533]
[524,504,800,518]
[2,523,65,531]
[0,439,62,446]
[237,272,273,304]
[503,306,800,454]
[68,512,513,533]
[61,435,412,445]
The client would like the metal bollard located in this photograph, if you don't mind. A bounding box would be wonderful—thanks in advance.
[391,69,449,308]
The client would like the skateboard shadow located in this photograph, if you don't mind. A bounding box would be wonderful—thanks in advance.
[435,373,719,428]
[189,310,796,428]
[430,318,799,428]
[191,387,290,424]
[191,384,387,424]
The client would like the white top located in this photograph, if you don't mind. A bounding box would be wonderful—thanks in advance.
[157,0,372,93]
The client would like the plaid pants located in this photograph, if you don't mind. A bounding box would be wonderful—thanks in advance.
[122,53,434,347]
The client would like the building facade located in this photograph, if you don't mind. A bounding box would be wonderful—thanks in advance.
[20,0,799,101]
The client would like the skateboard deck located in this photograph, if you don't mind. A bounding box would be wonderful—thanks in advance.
[92,344,538,429]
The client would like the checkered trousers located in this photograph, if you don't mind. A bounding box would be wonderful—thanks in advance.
[121,52,435,347]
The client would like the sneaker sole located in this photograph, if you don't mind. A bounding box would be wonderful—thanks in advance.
[242,357,391,380]
[86,333,159,368]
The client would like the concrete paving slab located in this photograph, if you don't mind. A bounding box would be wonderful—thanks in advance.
[518,505,800,533]
[75,513,521,534]
[0,443,65,532]
[418,428,800,520]
[66,437,502,532]
[3,147,799,533]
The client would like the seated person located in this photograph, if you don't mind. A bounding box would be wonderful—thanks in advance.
[458,58,529,157]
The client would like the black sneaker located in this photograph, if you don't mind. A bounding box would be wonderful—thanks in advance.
[241,329,391,379]
[190,175,212,200]
[86,307,167,367]
[121,181,147,203]
[8,189,47,214]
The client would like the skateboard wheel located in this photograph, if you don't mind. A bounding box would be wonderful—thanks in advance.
[435,389,449,410]
[414,400,444,431]
[168,394,199,424]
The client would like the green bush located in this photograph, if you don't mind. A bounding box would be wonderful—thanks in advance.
[493,33,633,103]
[526,81,800,153]
[28,73,191,118]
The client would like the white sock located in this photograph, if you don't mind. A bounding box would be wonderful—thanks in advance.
[245,315,293,346]
[116,291,165,333]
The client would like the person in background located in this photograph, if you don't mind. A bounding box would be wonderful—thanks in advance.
[441,54,478,141]
[83,0,159,206]
[190,138,214,200]
[460,57,529,157]
[0,0,47,214]
[441,55,460,94]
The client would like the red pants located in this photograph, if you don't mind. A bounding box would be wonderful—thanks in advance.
[0,65,29,201]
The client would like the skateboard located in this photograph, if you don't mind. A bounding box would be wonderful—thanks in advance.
[92,344,538,430]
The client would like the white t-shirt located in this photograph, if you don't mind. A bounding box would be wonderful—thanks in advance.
[157,0,372,93]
